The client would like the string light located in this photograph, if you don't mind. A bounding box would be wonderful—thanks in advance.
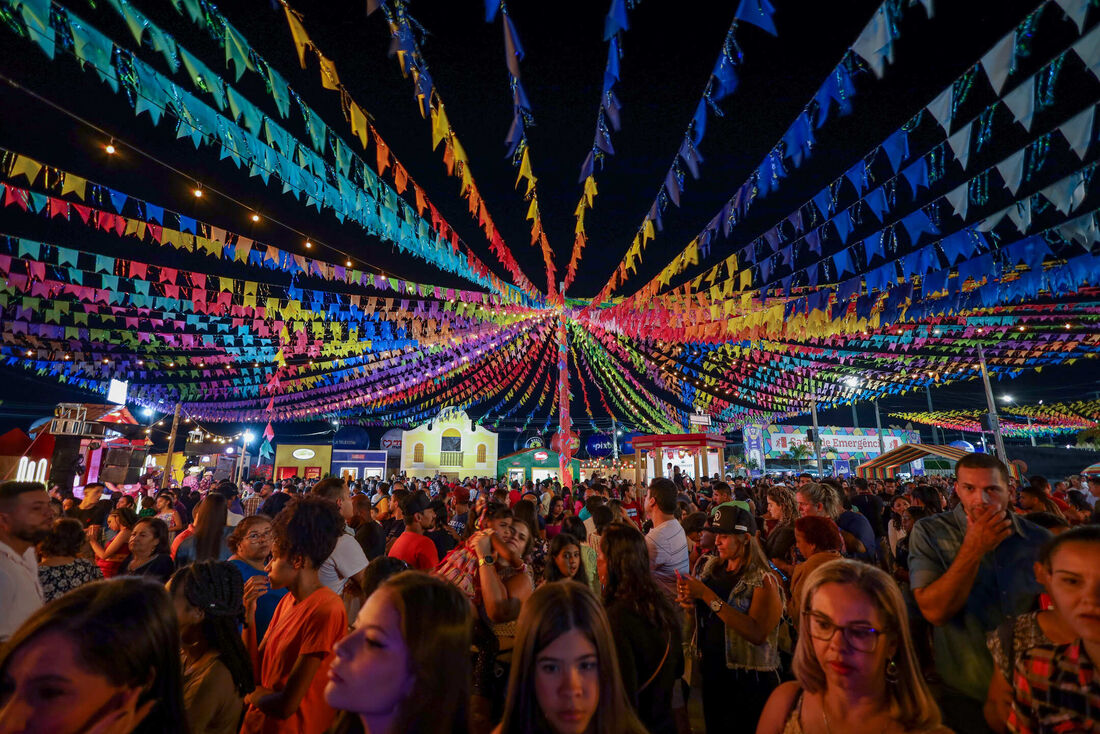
[250,213,260,223]
[346,259,353,267]
[305,240,312,249]
[105,140,116,155]
[192,185,203,198]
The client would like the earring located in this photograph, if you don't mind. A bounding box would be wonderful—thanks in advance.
[885,657,899,684]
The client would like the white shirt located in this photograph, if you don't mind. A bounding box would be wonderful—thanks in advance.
[645,519,690,597]
[319,531,369,594]
[0,539,44,641]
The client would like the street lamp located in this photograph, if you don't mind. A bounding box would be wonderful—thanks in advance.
[1000,395,1035,447]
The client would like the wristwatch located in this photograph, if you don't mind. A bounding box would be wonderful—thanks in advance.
[709,598,724,614]
[478,554,496,567]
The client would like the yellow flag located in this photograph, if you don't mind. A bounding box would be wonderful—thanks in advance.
[516,148,534,188]
[430,103,450,150]
[318,54,340,90]
[350,103,369,149]
[61,174,87,200]
[739,269,752,291]
[685,240,699,266]
[583,175,598,206]
[283,4,311,68]
[10,155,41,183]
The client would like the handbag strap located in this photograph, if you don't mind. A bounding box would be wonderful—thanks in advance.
[638,633,672,693]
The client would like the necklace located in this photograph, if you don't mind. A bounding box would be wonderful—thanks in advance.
[822,706,831,734]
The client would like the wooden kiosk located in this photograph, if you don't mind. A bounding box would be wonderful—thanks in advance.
[631,433,727,486]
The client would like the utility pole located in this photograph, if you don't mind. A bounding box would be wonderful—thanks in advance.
[159,402,181,490]
[810,401,824,476]
[977,343,1008,462]
[874,400,886,455]
[925,385,940,445]
[611,417,619,461]
[850,403,859,428]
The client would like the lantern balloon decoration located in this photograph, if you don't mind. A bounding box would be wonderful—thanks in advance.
[551,430,580,457]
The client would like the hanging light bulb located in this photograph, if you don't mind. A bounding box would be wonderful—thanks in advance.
[105,140,116,155]
[251,213,260,223]
[346,259,353,267]
[193,185,203,198]
[305,240,313,249]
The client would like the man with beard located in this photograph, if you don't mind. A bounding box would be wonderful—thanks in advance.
[387,490,439,571]
[908,453,1051,732]
[0,481,53,640]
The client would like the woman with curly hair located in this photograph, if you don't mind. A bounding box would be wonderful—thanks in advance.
[763,485,799,575]
[170,560,254,733]
[38,517,102,602]
[241,496,348,734]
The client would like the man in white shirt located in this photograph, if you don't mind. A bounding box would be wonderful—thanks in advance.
[0,481,52,641]
[644,477,690,597]
[311,477,368,595]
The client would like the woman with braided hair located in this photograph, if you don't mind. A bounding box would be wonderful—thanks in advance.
[169,560,254,734]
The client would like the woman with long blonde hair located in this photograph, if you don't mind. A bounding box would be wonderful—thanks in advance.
[756,559,949,734]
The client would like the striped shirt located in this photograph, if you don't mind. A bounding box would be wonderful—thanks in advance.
[1009,639,1100,733]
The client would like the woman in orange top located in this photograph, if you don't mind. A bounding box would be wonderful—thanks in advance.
[241,497,348,734]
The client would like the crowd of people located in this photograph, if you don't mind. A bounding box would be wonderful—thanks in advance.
[2,455,1100,733]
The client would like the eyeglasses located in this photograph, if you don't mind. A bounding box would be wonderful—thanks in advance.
[245,531,273,542]
[803,611,886,653]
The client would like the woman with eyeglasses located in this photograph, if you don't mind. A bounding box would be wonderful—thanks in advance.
[228,515,287,644]
[756,559,949,734]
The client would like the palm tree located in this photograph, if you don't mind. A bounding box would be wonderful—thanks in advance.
[788,444,811,472]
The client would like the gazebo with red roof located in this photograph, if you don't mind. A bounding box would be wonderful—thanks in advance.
[630,433,727,486]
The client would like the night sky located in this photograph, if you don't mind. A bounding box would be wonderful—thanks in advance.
[0,0,1096,443]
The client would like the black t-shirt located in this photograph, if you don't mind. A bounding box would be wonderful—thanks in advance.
[607,600,684,734]
[355,521,386,561]
[851,494,885,538]
[79,499,113,528]
[120,553,175,584]
[426,529,457,561]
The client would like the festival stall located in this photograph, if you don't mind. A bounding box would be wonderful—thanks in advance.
[630,434,727,486]
[579,456,636,482]
[401,410,498,480]
[331,450,388,482]
[497,447,581,485]
[273,443,333,480]
[856,444,972,479]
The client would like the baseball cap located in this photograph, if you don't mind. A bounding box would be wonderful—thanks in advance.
[704,504,757,535]
[401,491,432,517]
